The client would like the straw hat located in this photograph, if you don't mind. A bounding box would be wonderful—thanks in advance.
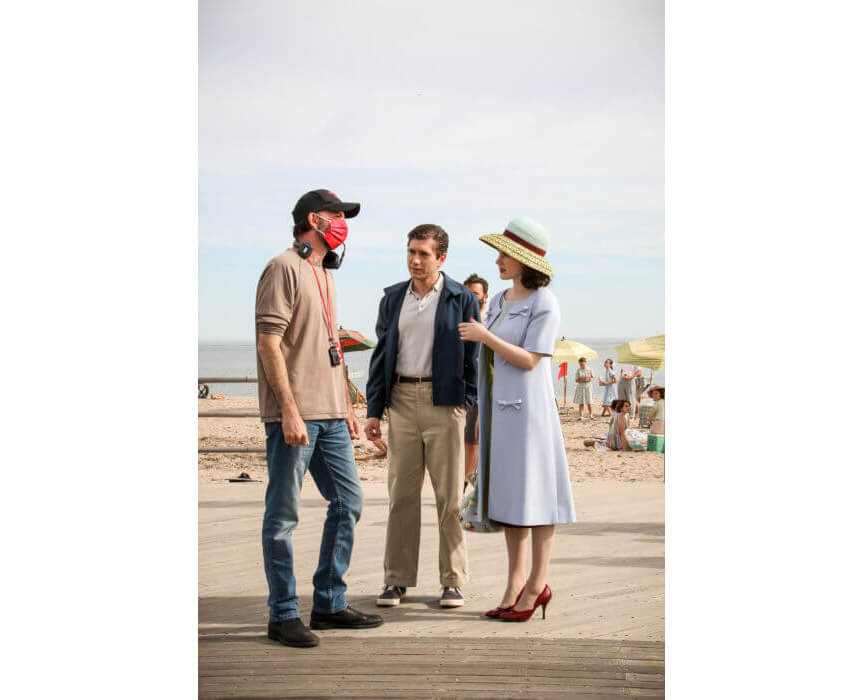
[479,216,553,278]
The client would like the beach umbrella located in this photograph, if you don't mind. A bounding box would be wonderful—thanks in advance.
[630,334,664,354]
[338,327,377,353]
[552,338,597,406]
[552,338,598,362]
[625,334,664,378]
[337,327,376,407]
[616,334,665,370]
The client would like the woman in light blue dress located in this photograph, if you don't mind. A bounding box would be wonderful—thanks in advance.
[598,358,618,417]
[458,216,576,623]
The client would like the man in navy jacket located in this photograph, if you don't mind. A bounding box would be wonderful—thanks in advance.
[365,225,479,609]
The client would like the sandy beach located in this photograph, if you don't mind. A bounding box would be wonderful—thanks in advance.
[199,397,664,483]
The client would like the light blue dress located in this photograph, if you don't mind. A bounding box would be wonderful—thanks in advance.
[601,368,618,406]
[472,288,577,527]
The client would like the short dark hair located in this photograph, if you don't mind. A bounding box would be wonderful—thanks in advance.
[578,357,587,363]
[650,386,665,399]
[521,266,551,289]
[611,399,621,411]
[463,273,488,295]
[407,224,448,257]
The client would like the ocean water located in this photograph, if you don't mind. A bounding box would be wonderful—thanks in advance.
[199,339,665,401]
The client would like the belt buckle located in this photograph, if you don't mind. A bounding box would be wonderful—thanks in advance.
[415,376,423,383]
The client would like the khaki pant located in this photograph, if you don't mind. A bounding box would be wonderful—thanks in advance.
[384,382,468,587]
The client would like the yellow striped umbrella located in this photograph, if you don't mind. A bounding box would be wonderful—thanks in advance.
[630,334,664,353]
[615,334,665,370]
[552,338,598,363]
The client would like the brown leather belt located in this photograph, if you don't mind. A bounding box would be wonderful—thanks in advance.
[397,376,433,383]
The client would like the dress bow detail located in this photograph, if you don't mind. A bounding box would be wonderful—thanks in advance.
[497,399,523,410]
[506,307,530,318]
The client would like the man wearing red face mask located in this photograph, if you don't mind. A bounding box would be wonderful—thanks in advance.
[255,189,383,648]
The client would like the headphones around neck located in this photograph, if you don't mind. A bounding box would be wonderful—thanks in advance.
[295,241,345,269]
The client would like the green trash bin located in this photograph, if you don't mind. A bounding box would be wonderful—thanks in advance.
[647,434,665,453]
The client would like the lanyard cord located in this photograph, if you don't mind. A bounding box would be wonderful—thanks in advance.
[307,260,343,361]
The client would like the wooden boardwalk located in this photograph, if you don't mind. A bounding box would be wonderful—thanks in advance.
[200,479,664,697]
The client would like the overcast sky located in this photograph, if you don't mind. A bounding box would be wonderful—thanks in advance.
[199,0,664,342]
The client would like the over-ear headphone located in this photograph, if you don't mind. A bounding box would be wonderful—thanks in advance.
[323,246,345,270]
[296,241,313,259]
[294,241,345,269]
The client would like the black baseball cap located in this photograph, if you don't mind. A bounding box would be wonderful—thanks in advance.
[292,189,361,224]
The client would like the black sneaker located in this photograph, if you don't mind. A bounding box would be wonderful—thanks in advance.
[310,605,384,630]
[267,618,320,648]
[440,586,464,608]
[376,585,406,607]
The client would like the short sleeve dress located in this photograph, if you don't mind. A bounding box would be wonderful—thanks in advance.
[601,368,618,406]
[573,367,593,405]
[471,288,577,527]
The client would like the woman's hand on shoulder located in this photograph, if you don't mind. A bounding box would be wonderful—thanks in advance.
[458,318,489,344]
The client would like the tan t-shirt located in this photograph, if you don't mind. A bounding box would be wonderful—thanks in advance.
[255,248,347,423]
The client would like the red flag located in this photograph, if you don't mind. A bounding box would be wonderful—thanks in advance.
[557,362,568,380]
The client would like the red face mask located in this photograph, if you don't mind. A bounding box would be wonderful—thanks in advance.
[316,215,349,250]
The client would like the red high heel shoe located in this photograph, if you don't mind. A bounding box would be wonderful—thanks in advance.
[498,585,552,622]
[485,586,525,618]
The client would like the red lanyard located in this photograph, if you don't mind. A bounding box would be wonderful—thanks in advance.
[307,260,343,361]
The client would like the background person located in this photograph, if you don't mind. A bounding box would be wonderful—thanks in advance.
[598,358,618,417]
[462,273,490,489]
[606,399,632,450]
[365,225,480,609]
[573,357,594,421]
[634,368,647,415]
[255,189,383,648]
[463,272,490,324]
[458,216,576,623]
[648,387,665,435]
[618,366,639,419]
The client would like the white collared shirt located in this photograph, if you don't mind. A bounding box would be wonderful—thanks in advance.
[396,273,444,377]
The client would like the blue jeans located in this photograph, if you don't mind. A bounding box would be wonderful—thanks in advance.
[262,419,363,622]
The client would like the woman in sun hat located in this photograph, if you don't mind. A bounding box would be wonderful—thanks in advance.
[458,216,576,623]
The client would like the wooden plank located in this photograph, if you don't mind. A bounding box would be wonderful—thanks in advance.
[199,686,645,699]
[200,636,665,659]
[197,683,665,697]
[202,635,665,648]
[198,652,664,668]
[197,673,665,691]
[198,636,664,651]
[204,647,664,665]
[197,665,661,682]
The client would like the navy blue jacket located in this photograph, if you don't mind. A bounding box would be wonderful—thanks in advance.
[366,272,480,419]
